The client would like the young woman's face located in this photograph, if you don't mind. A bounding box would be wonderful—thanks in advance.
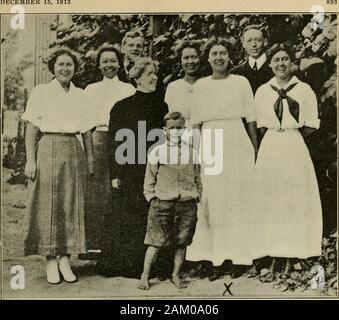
[208,44,229,73]
[269,50,292,81]
[99,51,120,79]
[136,64,158,92]
[181,47,200,76]
[54,54,75,85]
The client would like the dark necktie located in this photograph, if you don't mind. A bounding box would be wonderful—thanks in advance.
[252,62,258,72]
[270,83,300,125]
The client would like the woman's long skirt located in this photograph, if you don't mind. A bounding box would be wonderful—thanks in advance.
[249,129,323,259]
[85,131,111,251]
[97,187,149,278]
[23,134,88,256]
[186,118,256,266]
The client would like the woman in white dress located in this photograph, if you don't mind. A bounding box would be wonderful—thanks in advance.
[164,41,202,276]
[165,41,201,132]
[186,37,258,280]
[22,48,95,284]
[252,43,322,281]
[84,45,135,252]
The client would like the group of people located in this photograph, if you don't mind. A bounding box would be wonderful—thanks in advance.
[21,24,323,289]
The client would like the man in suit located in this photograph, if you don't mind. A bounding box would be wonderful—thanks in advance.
[231,24,273,95]
[118,30,145,83]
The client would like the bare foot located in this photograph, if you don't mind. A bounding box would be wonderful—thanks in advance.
[137,278,150,290]
[171,276,187,289]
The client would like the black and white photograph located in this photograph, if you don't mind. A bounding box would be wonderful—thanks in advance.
[1,2,338,300]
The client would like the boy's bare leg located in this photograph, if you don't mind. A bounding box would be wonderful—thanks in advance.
[282,258,292,279]
[138,246,159,290]
[171,247,187,289]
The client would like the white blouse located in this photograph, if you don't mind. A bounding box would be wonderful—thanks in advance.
[84,76,135,131]
[255,76,320,130]
[190,74,256,125]
[21,79,96,133]
[165,79,195,128]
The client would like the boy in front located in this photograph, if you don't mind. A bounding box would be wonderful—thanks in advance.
[138,112,202,290]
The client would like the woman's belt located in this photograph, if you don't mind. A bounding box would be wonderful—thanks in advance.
[95,125,109,132]
[43,132,76,136]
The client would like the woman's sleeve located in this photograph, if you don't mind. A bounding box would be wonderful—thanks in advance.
[254,86,267,128]
[303,84,320,129]
[241,77,256,123]
[163,100,169,116]
[21,86,44,129]
[164,83,174,112]
[190,82,203,125]
[79,90,97,133]
[108,102,124,179]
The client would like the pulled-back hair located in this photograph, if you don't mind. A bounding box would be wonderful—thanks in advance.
[176,40,201,60]
[267,42,295,63]
[96,44,122,67]
[47,47,79,74]
[128,57,158,80]
[203,37,234,62]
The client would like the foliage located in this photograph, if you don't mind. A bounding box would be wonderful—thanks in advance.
[264,236,337,295]
[297,15,337,236]
[3,30,34,110]
[2,30,33,184]
[152,14,316,82]
[49,14,316,84]
[2,136,17,170]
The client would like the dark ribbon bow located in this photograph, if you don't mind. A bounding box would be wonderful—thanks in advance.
[270,83,299,125]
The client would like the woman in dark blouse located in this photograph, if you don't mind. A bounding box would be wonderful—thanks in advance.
[97,57,168,278]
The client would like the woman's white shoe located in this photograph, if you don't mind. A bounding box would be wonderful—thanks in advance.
[46,259,61,284]
[59,256,77,283]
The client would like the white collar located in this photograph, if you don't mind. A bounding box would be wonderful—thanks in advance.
[51,78,75,93]
[182,78,196,86]
[102,75,119,85]
[248,53,267,70]
[269,75,300,89]
[180,78,195,92]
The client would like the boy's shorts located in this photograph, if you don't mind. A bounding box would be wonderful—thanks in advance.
[144,198,198,248]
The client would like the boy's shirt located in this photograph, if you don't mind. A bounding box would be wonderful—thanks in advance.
[143,140,202,202]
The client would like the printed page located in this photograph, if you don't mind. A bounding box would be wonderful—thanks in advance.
[0,0,338,301]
